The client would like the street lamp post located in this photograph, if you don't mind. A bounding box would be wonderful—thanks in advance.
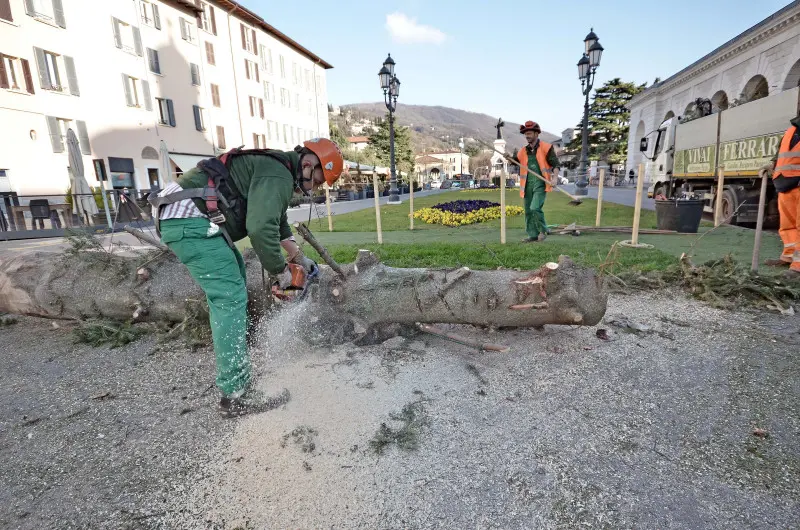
[459,137,464,178]
[574,28,604,196]
[378,54,402,204]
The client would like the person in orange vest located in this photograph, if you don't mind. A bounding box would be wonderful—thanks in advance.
[764,115,800,274]
[510,121,560,242]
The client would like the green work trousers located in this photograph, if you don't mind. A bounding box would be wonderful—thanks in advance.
[160,217,250,397]
[523,179,548,239]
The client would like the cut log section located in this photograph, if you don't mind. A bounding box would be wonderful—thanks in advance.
[0,248,607,330]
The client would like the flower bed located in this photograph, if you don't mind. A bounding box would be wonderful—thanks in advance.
[414,200,524,227]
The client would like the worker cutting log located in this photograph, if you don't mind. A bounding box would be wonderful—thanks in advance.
[149,138,345,417]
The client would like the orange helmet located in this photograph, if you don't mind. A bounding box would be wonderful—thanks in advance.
[303,138,344,186]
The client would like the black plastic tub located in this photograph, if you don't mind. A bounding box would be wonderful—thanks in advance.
[654,199,704,233]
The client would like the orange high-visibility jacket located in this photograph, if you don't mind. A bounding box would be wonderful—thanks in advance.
[775,126,800,179]
[517,141,553,197]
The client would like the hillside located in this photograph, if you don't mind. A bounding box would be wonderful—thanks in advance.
[335,103,559,153]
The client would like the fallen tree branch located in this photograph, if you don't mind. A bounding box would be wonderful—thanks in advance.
[293,222,346,278]
[123,227,169,252]
[417,323,510,353]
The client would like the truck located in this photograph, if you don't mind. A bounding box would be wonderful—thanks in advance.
[639,86,800,225]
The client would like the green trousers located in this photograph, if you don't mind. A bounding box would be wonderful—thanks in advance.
[160,218,250,397]
[523,180,548,239]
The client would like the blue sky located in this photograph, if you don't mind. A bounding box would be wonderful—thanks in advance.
[241,0,792,135]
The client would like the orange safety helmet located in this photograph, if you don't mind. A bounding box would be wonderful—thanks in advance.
[302,138,345,186]
[519,121,541,134]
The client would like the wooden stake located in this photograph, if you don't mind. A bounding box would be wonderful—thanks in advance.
[595,168,605,227]
[751,172,769,272]
[409,173,415,230]
[714,167,726,227]
[631,163,645,246]
[324,184,333,232]
[372,172,383,244]
[500,165,507,244]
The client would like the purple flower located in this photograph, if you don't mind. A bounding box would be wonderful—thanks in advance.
[431,200,500,214]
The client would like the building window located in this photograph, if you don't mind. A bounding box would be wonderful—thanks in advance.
[190,63,200,86]
[193,105,205,131]
[25,0,66,27]
[258,98,264,119]
[253,133,265,149]
[205,41,215,65]
[0,54,35,94]
[112,18,143,56]
[259,44,268,71]
[32,48,79,95]
[282,124,288,144]
[139,0,160,29]
[156,97,175,126]
[147,48,160,74]
[210,83,220,107]
[266,120,273,141]
[244,59,259,82]
[1,0,14,23]
[264,81,275,104]
[280,88,289,108]
[216,125,226,149]
[292,62,299,85]
[249,96,257,117]
[199,2,216,35]
[179,18,195,43]
[241,24,256,54]
[305,69,311,91]
[279,55,285,79]
[294,93,300,112]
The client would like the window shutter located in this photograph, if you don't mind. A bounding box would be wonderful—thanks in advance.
[193,105,201,131]
[244,59,250,80]
[52,0,66,27]
[209,6,217,35]
[191,63,200,85]
[63,56,79,96]
[166,99,175,126]
[205,42,215,65]
[76,120,91,155]
[33,47,52,89]
[122,74,133,106]
[0,0,13,22]
[259,99,264,119]
[249,97,254,116]
[180,18,188,40]
[132,27,143,56]
[112,18,122,48]
[0,59,7,89]
[148,49,160,74]
[217,126,226,149]
[141,80,152,111]
[46,116,64,153]
[23,0,34,16]
[211,84,219,107]
[152,4,161,29]
[21,60,34,94]
[255,65,260,82]
[240,24,246,50]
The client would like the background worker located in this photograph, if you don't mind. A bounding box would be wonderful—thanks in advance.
[151,138,344,417]
[764,115,800,274]
[511,121,560,242]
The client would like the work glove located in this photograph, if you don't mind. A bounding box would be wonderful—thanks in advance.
[275,265,293,290]
[299,256,318,275]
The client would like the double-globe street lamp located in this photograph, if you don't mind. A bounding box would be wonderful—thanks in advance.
[574,29,604,196]
[378,54,402,204]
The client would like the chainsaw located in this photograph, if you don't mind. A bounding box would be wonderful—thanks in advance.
[270,262,319,302]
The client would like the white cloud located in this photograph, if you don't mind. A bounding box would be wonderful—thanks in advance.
[386,13,447,45]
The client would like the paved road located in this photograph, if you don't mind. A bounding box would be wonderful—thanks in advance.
[563,183,656,211]
[286,189,447,224]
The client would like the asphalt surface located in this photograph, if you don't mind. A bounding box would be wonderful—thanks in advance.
[564,183,656,211]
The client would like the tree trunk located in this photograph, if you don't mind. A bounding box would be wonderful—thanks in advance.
[0,248,607,330]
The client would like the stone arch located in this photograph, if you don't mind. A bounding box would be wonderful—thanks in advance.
[711,90,729,112]
[684,102,695,116]
[741,74,769,103]
[141,146,159,160]
[663,110,675,122]
[782,58,800,90]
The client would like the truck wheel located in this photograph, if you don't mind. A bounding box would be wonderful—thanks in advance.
[719,188,738,223]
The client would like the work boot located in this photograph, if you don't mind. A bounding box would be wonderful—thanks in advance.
[537,233,547,242]
[522,236,540,243]
[764,258,790,267]
[218,387,291,419]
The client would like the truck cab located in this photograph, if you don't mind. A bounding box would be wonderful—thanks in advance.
[645,118,677,198]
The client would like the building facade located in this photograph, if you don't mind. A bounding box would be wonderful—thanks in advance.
[421,150,470,178]
[625,1,800,173]
[0,0,332,196]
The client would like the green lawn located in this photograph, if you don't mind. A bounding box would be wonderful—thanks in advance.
[239,189,783,273]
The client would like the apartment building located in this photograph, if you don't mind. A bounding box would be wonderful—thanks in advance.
[0,0,332,196]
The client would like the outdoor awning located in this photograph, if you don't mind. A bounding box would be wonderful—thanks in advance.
[169,153,213,174]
